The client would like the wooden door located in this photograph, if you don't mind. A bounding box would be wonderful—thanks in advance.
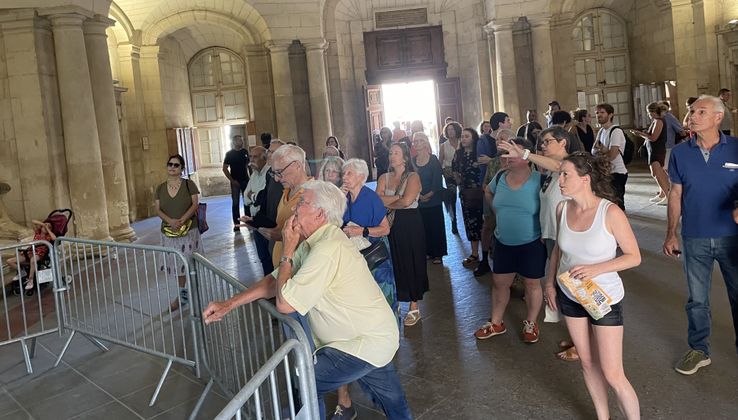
[365,84,384,180]
[435,78,462,129]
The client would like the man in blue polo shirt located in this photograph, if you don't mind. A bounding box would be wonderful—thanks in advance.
[663,95,738,376]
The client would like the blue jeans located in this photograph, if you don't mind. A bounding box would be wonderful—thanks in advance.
[252,231,274,276]
[682,235,738,356]
[314,347,412,420]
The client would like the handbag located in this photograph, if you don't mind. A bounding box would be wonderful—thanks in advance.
[360,240,390,271]
[185,179,209,234]
[163,219,193,238]
[637,140,649,160]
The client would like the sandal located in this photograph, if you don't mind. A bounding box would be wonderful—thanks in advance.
[432,257,442,264]
[556,346,579,362]
[558,339,574,350]
[403,309,421,326]
[462,255,479,268]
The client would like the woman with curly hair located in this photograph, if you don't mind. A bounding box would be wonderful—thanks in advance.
[545,152,641,420]
[452,127,484,269]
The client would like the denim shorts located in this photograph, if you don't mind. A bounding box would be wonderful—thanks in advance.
[556,284,624,326]
[492,238,546,279]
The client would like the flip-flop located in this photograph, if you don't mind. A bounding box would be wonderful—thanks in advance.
[556,346,579,362]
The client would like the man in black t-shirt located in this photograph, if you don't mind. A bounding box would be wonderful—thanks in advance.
[223,135,250,232]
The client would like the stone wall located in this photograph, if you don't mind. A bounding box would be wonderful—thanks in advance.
[628,2,676,86]
[158,36,193,128]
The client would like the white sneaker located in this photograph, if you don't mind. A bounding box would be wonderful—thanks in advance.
[12,269,27,281]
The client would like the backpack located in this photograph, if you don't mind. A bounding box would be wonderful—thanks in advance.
[607,126,635,166]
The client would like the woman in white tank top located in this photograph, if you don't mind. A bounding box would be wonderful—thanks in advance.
[545,152,642,420]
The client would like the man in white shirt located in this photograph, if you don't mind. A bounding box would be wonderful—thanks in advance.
[243,146,268,217]
[593,103,628,210]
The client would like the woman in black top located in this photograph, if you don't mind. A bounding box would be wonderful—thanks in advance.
[633,102,670,204]
[412,132,447,263]
[572,109,595,153]
[452,128,484,268]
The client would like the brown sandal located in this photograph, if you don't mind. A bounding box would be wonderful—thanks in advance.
[556,346,579,362]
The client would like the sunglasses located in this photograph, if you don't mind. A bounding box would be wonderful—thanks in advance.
[167,162,181,168]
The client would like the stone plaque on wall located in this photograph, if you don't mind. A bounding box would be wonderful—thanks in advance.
[375,8,428,29]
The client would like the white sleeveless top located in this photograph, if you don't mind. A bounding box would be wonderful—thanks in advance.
[557,199,624,304]
[383,173,419,209]
[441,140,458,168]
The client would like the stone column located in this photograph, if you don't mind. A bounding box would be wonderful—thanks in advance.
[266,41,298,141]
[304,39,333,157]
[83,15,136,242]
[483,24,500,112]
[491,22,521,125]
[47,12,111,240]
[530,17,556,114]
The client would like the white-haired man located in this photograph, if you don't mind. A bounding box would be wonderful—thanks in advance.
[664,95,738,375]
[203,180,411,419]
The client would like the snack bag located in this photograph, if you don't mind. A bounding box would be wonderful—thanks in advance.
[558,272,612,320]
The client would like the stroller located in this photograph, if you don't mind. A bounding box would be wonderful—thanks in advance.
[11,209,73,296]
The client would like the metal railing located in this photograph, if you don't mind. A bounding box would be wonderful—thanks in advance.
[0,240,60,374]
[188,253,318,420]
[53,237,200,406]
[214,339,316,420]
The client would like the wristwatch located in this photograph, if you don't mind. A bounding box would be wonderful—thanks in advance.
[279,255,293,266]
[362,227,370,237]
[522,149,531,161]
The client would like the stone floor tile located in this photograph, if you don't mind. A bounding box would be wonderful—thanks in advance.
[23,381,112,419]
[118,376,206,418]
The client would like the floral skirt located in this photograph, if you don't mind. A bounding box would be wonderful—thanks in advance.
[160,228,203,276]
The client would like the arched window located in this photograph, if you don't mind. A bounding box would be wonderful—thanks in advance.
[188,48,249,165]
[572,9,632,127]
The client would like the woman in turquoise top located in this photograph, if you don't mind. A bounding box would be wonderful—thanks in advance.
[475,137,547,345]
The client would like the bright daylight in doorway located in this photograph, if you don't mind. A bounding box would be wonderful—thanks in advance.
[381,80,439,152]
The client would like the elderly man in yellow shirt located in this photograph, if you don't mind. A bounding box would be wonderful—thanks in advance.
[203,180,412,420]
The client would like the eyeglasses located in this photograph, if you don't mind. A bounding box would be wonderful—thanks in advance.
[167,162,181,168]
[540,137,560,146]
[269,160,297,178]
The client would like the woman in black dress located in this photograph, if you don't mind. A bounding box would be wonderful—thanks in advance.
[377,143,428,327]
[412,132,447,264]
[452,128,484,269]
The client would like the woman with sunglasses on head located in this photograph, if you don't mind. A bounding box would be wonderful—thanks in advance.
[155,154,203,311]
[377,142,428,327]
[498,127,580,360]
[547,152,641,420]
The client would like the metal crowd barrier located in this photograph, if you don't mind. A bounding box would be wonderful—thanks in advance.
[0,240,60,374]
[189,253,319,420]
[214,339,316,420]
[52,237,200,406]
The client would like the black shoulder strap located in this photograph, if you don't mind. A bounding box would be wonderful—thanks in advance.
[493,170,506,190]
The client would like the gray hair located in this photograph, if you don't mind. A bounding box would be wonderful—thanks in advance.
[343,158,369,181]
[300,180,347,227]
[496,129,515,141]
[272,144,306,169]
[318,157,345,183]
[694,94,725,115]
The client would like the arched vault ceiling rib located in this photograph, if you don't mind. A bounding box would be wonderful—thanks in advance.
[143,9,260,46]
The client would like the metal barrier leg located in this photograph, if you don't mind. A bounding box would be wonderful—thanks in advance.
[188,378,214,420]
[82,333,109,352]
[54,330,76,367]
[20,338,33,375]
[149,358,173,407]
[30,337,37,359]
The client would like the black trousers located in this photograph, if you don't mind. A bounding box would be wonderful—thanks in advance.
[230,179,248,224]
[611,172,628,211]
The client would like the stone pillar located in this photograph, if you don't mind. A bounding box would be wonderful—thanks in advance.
[266,41,298,141]
[47,12,111,240]
[670,1,699,118]
[83,15,136,242]
[304,39,333,158]
[491,22,521,125]
[530,17,556,115]
[483,25,499,112]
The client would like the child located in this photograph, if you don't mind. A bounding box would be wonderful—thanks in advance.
[8,220,57,292]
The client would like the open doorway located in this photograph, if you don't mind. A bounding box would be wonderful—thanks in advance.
[381,80,439,153]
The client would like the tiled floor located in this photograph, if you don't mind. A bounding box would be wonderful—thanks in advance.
[1,164,737,419]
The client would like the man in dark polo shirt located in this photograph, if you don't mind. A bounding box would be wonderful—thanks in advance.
[663,95,738,376]
[223,135,250,232]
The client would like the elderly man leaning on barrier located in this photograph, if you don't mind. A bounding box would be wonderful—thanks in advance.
[203,180,413,420]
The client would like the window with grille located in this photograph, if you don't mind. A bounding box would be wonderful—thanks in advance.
[188,48,250,165]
